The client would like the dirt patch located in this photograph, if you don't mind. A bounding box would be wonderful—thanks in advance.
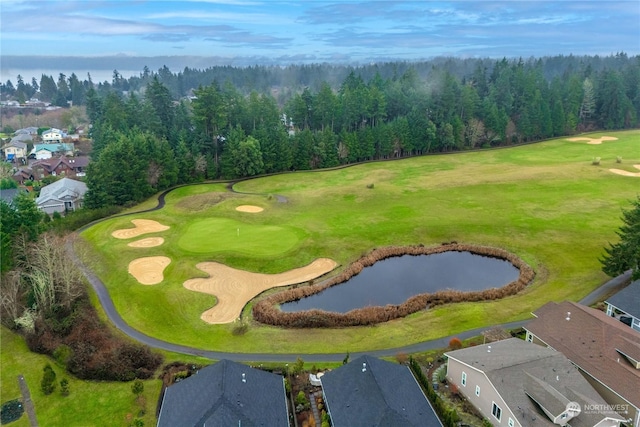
[609,164,640,177]
[128,256,171,285]
[128,237,165,248]
[236,205,264,213]
[112,219,170,239]
[566,136,618,144]
[176,192,233,212]
[183,258,338,324]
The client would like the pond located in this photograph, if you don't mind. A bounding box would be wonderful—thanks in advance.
[280,251,520,313]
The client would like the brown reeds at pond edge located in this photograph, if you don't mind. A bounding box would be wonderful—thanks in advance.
[252,243,535,328]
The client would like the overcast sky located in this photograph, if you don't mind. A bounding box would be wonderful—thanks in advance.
[1,0,639,80]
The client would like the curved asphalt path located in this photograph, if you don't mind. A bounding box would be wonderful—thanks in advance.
[70,185,634,363]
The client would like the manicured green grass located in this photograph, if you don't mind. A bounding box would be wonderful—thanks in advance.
[178,218,303,256]
[80,130,640,354]
[0,327,162,427]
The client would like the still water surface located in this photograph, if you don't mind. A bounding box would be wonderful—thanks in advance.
[280,251,520,313]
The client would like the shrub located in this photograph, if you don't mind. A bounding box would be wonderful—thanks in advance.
[617,156,622,163]
[131,379,144,396]
[41,364,57,395]
[231,318,249,336]
[0,399,24,424]
[295,391,309,407]
[53,344,73,367]
[396,352,408,364]
[448,337,463,350]
[592,157,601,165]
[60,378,70,396]
[366,183,375,189]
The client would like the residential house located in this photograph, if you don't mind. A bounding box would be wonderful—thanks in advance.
[605,280,640,332]
[12,167,34,185]
[1,140,28,162]
[14,127,38,136]
[30,143,75,160]
[320,355,443,427]
[31,156,90,179]
[0,188,25,206]
[525,301,640,427]
[41,128,64,143]
[9,132,33,146]
[446,338,624,427]
[157,359,289,427]
[35,177,87,214]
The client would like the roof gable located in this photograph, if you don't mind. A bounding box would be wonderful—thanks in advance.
[606,279,640,318]
[35,178,87,206]
[157,359,288,427]
[321,355,441,427]
[525,301,640,409]
[446,338,625,427]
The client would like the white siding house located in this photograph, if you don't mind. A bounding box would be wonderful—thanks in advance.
[36,177,87,215]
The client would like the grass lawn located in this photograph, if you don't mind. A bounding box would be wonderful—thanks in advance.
[79,130,640,354]
[0,327,162,427]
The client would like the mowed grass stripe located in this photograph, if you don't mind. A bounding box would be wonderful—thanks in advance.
[80,130,640,354]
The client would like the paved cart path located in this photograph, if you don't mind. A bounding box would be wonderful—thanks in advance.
[69,185,633,362]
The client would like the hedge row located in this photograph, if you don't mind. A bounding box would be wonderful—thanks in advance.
[252,243,535,328]
[26,298,163,381]
[409,356,460,427]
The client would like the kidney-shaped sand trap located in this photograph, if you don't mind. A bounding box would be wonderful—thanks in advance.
[236,205,264,213]
[112,219,169,239]
[183,258,338,324]
[609,164,640,177]
[128,256,171,285]
[566,136,618,144]
[128,237,165,248]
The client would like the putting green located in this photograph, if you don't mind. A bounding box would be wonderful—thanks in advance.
[177,218,302,257]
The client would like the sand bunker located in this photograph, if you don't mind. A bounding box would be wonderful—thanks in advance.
[112,219,169,239]
[566,136,618,144]
[128,237,165,248]
[183,258,338,324]
[609,164,640,177]
[236,205,264,213]
[128,256,171,285]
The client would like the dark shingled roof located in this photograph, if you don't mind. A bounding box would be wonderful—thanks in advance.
[606,279,640,320]
[157,359,289,427]
[320,355,442,427]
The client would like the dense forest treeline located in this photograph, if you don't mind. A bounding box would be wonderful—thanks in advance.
[2,53,638,209]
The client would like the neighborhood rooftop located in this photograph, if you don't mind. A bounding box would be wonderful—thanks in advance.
[606,279,640,321]
[157,359,289,427]
[320,355,442,427]
[445,338,624,427]
[525,301,640,409]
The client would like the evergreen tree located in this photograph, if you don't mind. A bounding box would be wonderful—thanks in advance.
[601,197,640,280]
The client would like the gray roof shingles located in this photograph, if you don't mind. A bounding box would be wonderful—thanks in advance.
[445,338,624,427]
[606,279,640,319]
[321,355,442,427]
[157,359,289,427]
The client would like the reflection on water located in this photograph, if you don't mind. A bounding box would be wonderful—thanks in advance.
[280,251,519,313]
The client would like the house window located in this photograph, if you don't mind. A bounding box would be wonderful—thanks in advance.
[461,372,467,387]
[475,385,480,396]
[492,402,502,421]
[508,417,514,427]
